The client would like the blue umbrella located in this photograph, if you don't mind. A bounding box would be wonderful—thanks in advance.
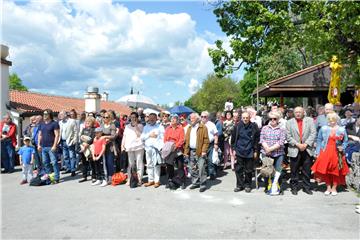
[169,106,195,116]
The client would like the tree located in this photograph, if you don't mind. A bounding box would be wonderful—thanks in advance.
[9,73,28,91]
[236,45,305,106]
[185,74,240,112]
[209,1,360,84]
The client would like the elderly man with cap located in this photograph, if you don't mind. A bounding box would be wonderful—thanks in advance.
[141,113,165,188]
[200,111,219,180]
[184,112,209,192]
[161,111,171,129]
[341,109,356,127]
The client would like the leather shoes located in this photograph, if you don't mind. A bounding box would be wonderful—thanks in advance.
[303,189,313,195]
[189,185,199,190]
[234,187,244,192]
[154,182,161,188]
[78,178,87,183]
[291,189,298,195]
[71,171,76,177]
[199,187,206,193]
[144,181,154,187]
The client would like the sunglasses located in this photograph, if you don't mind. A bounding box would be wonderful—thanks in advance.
[201,116,207,118]
[103,116,110,119]
[270,118,278,121]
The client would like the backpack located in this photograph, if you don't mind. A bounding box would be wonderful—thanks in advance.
[29,175,42,186]
[259,157,275,177]
[111,172,127,186]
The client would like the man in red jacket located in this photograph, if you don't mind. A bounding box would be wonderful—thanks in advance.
[1,113,17,173]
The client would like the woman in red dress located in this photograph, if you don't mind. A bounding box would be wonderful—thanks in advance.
[312,112,349,196]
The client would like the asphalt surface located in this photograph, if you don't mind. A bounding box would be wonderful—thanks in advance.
[1,167,359,239]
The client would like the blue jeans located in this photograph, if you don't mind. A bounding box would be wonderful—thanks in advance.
[1,139,15,172]
[104,147,115,179]
[42,147,60,181]
[273,155,284,172]
[61,140,76,172]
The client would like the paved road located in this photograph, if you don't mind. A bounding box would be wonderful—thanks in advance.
[1,167,359,239]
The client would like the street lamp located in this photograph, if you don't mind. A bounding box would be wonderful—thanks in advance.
[256,52,260,111]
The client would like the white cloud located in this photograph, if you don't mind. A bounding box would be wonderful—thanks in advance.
[174,80,186,86]
[131,75,144,86]
[165,92,171,96]
[3,0,219,103]
[188,78,200,94]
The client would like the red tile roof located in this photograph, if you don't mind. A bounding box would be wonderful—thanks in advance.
[9,90,131,115]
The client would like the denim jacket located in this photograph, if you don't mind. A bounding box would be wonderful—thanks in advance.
[316,125,348,155]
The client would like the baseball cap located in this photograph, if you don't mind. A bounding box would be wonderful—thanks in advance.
[24,136,31,141]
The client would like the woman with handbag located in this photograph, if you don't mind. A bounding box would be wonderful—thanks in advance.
[100,111,118,186]
[312,112,349,196]
[121,112,144,186]
[259,111,286,195]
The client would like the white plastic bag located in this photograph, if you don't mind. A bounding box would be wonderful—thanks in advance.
[212,148,221,165]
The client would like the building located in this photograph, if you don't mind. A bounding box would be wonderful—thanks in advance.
[8,89,131,145]
[253,62,356,107]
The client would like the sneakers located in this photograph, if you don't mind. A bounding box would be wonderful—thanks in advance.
[91,180,101,186]
[324,191,331,196]
[331,191,338,196]
[100,180,108,187]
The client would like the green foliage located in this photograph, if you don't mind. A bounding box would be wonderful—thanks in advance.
[185,74,239,112]
[237,45,306,106]
[9,73,28,91]
[209,1,360,84]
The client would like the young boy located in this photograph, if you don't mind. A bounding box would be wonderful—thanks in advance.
[18,136,35,184]
[91,127,107,187]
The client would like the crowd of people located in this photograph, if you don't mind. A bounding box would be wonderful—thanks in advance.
[1,102,359,196]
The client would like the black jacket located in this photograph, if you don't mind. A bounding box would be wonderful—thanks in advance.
[231,121,260,157]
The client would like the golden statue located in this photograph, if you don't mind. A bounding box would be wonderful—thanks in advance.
[355,87,360,104]
[328,55,342,104]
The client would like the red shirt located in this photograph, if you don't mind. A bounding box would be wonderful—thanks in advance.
[0,121,17,147]
[93,137,107,156]
[164,124,184,149]
[296,118,303,143]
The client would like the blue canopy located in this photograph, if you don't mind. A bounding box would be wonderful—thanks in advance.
[169,106,195,116]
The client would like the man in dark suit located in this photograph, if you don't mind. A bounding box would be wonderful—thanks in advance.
[345,115,360,163]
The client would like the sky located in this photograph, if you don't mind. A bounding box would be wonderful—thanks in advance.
[2,0,245,106]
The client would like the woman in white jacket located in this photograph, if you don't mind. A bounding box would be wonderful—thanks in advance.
[121,112,144,186]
